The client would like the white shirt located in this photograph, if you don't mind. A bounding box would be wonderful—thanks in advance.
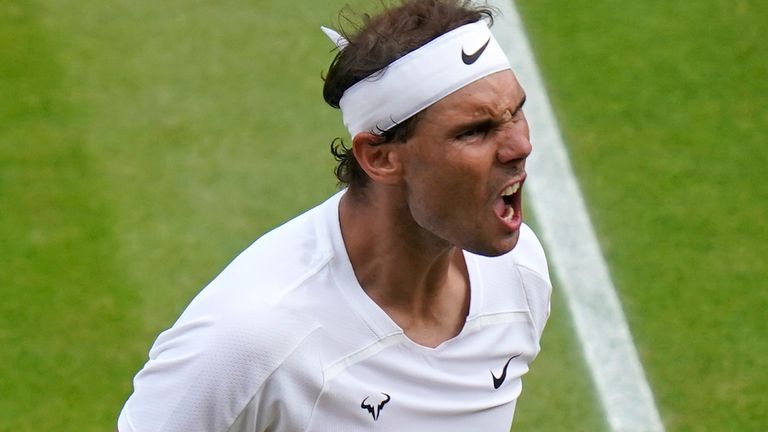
[118,191,551,431]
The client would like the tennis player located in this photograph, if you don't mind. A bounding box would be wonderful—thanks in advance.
[118,1,551,430]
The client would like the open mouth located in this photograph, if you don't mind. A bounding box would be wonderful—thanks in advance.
[495,181,523,226]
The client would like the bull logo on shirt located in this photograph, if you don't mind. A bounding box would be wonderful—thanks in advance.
[361,393,390,421]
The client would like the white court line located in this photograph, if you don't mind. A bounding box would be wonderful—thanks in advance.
[488,1,665,431]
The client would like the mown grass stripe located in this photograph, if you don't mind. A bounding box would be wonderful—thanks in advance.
[489,1,665,430]
[0,2,144,429]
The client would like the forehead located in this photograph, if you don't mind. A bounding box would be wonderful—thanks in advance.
[419,70,524,123]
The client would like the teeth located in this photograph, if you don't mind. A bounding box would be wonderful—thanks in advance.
[502,205,515,221]
[501,182,520,197]
[500,182,519,223]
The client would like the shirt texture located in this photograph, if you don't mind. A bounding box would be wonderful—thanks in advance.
[118,191,552,432]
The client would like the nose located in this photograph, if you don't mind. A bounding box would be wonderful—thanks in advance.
[496,120,532,165]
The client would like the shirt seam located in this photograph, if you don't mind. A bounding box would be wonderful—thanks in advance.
[223,323,324,432]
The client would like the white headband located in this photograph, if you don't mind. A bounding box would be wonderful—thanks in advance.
[322,21,511,138]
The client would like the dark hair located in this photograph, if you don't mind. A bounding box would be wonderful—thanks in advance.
[323,0,495,189]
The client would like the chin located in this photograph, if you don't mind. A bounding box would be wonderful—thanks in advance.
[464,231,520,257]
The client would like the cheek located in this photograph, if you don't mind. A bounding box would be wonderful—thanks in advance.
[409,154,481,197]
[407,161,487,224]
[403,143,493,213]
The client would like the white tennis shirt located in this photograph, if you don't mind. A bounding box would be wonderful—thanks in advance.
[118,190,551,431]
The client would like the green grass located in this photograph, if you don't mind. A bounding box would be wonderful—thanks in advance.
[1,0,349,429]
[517,0,768,429]
[2,0,766,431]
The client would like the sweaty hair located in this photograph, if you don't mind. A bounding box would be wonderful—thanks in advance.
[323,0,495,189]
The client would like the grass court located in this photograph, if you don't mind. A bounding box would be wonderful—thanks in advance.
[1,0,766,430]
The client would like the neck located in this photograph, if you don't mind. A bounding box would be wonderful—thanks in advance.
[339,186,470,347]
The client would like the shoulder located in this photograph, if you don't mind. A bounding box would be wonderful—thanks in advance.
[218,200,335,298]
[186,192,342,311]
[118,195,345,432]
[142,195,338,395]
[119,295,324,432]
[157,192,345,377]
[470,223,551,337]
[510,223,551,337]
[510,223,550,285]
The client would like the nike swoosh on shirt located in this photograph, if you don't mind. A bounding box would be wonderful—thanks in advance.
[491,354,521,389]
[461,37,491,65]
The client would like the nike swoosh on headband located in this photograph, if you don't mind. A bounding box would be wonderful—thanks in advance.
[461,37,491,65]
[335,21,511,137]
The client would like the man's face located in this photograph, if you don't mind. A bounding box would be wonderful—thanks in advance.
[399,70,531,256]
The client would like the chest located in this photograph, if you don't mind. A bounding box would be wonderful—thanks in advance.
[307,312,538,431]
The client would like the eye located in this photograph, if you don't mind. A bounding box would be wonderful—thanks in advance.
[456,127,482,140]
[455,123,491,141]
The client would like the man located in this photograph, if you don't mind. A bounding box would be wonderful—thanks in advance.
[118,0,551,430]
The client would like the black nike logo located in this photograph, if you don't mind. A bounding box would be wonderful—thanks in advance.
[461,37,491,65]
[361,393,390,421]
[491,354,521,389]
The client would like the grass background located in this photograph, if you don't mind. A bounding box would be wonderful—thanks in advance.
[515,1,767,430]
[1,0,765,430]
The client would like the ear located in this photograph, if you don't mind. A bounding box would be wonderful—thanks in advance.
[352,132,403,185]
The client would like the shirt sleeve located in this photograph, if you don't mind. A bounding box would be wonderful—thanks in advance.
[118,304,323,432]
[513,224,553,339]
